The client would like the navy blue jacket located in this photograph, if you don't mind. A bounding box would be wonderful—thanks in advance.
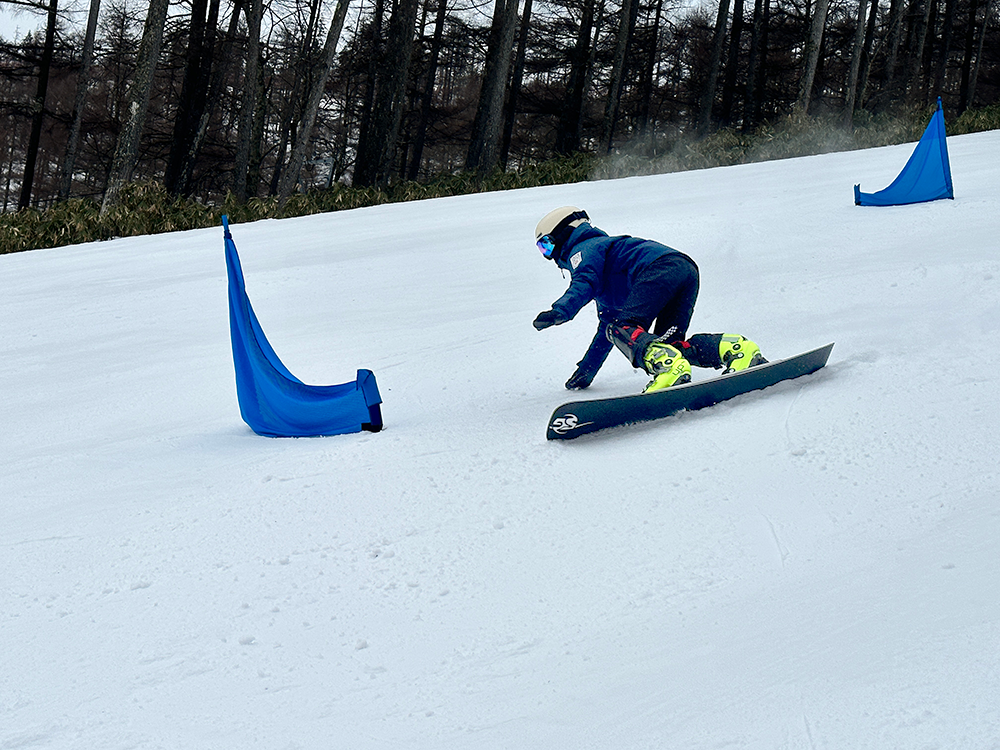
[549,223,688,374]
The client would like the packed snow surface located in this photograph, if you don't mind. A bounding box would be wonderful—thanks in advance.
[3,132,1000,749]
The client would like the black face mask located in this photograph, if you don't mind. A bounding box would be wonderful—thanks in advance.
[549,218,588,262]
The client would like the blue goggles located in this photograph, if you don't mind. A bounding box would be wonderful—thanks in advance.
[536,235,556,258]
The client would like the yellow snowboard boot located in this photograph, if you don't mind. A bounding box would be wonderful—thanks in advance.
[719,335,767,374]
[641,342,692,393]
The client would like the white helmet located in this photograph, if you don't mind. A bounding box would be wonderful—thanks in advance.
[534,206,589,241]
[534,206,590,260]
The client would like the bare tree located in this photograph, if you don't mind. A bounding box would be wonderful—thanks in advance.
[600,0,637,152]
[354,0,386,185]
[883,0,906,99]
[499,0,533,167]
[408,0,449,179]
[933,0,956,96]
[796,0,831,114]
[278,0,352,202]
[966,0,995,107]
[164,0,222,196]
[959,0,984,109]
[742,0,770,130]
[904,0,934,101]
[556,0,599,154]
[233,0,261,201]
[18,0,57,210]
[101,0,169,212]
[720,0,745,126]
[269,0,329,196]
[3,109,21,211]
[636,0,664,136]
[843,0,870,125]
[465,0,519,176]
[353,0,421,186]
[696,0,732,135]
[856,0,879,109]
[59,0,100,200]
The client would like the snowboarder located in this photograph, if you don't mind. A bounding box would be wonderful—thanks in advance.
[532,206,766,393]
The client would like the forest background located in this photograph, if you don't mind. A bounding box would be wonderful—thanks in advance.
[1,0,997,253]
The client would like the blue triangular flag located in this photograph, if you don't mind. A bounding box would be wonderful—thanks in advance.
[855,98,954,206]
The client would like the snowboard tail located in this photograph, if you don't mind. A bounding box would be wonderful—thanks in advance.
[546,343,834,440]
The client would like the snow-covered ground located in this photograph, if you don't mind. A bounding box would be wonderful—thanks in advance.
[3,131,999,749]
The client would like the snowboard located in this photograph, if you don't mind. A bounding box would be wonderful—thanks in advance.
[546,342,834,440]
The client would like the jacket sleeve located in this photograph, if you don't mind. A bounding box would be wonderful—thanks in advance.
[576,319,614,375]
[550,247,603,321]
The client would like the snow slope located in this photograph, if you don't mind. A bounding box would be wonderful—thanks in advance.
[3,131,1000,750]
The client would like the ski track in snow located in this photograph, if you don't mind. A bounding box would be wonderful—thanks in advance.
[3,131,1000,749]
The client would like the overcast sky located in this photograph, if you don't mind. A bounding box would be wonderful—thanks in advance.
[0,7,42,41]
[0,1,91,42]
[0,1,169,42]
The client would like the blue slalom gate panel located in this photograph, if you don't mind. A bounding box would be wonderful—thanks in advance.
[224,216,382,437]
[855,98,954,207]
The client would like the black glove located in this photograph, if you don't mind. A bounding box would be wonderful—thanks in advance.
[533,309,563,330]
[565,367,595,390]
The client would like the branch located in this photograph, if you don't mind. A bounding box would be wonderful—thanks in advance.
[1,0,53,10]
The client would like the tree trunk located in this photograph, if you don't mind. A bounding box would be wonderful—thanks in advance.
[19,0,58,210]
[465,0,520,176]
[581,0,604,119]
[884,0,906,99]
[904,0,934,102]
[959,0,982,109]
[556,0,598,154]
[278,0,352,202]
[743,0,769,130]
[501,0,534,167]
[3,115,19,211]
[354,0,421,187]
[696,0,732,135]
[270,0,324,195]
[856,0,880,108]
[637,0,664,136]
[966,0,994,108]
[101,0,169,213]
[354,0,385,184]
[843,0,870,126]
[600,0,638,152]
[180,0,237,197]
[233,0,261,200]
[164,0,209,194]
[247,56,267,196]
[59,0,100,200]
[164,0,222,196]
[796,0,831,115]
[933,0,956,97]
[720,0,745,126]
[408,0,449,179]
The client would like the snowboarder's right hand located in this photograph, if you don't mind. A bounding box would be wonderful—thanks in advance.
[533,309,563,330]
[565,367,595,390]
